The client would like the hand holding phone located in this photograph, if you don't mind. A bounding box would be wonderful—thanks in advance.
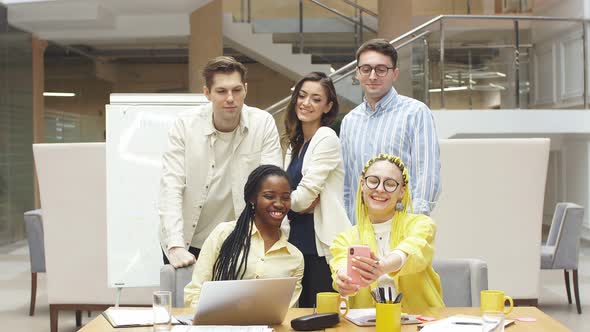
[347,245,371,284]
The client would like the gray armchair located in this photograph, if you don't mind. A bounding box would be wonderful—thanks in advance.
[23,209,45,316]
[541,202,584,314]
[160,264,194,307]
[432,258,488,307]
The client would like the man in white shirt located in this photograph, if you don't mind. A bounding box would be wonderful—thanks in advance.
[158,56,282,268]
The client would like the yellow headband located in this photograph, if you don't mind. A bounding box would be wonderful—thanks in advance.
[355,154,413,243]
[361,153,410,186]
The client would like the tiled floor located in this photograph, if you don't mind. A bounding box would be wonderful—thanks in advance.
[0,239,588,331]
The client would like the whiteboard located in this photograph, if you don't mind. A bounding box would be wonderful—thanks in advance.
[106,94,208,288]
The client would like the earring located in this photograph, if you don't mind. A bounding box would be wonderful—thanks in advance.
[250,203,255,212]
[395,202,404,212]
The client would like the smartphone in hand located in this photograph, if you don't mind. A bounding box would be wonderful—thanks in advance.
[347,245,371,284]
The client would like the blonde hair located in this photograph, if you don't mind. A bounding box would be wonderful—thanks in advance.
[356,154,413,244]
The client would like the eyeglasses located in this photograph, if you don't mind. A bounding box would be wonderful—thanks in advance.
[357,64,395,77]
[364,175,400,193]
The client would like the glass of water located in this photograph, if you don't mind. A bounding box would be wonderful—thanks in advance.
[153,291,172,331]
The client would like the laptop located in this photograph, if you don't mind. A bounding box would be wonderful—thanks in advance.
[192,277,297,325]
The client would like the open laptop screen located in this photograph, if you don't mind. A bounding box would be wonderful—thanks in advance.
[193,277,297,325]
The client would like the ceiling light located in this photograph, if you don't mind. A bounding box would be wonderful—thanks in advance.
[0,0,56,4]
[428,86,468,92]
[44,92,76,97]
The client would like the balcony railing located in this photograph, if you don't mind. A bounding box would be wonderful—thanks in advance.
[266,14,590,115]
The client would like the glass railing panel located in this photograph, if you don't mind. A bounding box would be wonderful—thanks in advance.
[430,18,519,109]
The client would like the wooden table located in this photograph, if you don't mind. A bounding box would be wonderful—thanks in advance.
[79,307,571,331]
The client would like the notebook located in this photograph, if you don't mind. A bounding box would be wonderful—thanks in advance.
[102,307,181,328]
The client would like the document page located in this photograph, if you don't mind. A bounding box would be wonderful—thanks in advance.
[103,307,180,327]
[419,315,514,332]
[171,326,272,332]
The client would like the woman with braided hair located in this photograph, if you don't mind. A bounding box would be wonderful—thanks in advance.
[184,165,304,308]
[329,154,444,313]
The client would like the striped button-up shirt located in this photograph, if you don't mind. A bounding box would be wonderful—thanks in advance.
[340,88,441,223]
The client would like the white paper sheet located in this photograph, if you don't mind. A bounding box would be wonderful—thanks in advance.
[171,326,272,332]
[103,307,180,327]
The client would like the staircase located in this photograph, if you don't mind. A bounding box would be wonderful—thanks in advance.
[223,13,332,81]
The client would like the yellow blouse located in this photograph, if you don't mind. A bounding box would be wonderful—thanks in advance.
[184,221,304,308]
[329,213,444,313]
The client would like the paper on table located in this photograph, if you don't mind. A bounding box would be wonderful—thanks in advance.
[345,308,421,326]
[171,326,272,332]
[419,315,514,332]
[102,307,180,327]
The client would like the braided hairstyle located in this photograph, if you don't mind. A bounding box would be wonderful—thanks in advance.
[212,164,291,281]
[355,154,413,245]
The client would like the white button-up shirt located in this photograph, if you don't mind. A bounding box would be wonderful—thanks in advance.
[158,103,282,252]
[184,220,304,308]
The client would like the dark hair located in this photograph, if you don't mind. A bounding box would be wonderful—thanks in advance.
[283,71,339,156]
[201,56,247,89]
[212,164,291,281]
[356,38,398,69]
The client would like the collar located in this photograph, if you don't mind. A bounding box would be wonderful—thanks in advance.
[203,103,250,136]
[363,87,398,115]
[250,222,294,254]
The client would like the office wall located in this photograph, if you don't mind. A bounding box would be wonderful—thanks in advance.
[243,63,295,109]
[111,63,188,93]
[532,0,588,109]
[0,20,34,245]
[45,60,294,128]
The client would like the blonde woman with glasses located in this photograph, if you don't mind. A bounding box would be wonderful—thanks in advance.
[329,154,444,313]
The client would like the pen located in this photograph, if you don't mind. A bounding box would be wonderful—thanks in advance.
[379,287,386,304]
[452,322,482,326]
[370,289,379,303]
[388,287,393,304]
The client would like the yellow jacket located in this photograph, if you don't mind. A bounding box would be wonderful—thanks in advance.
[329,213,444,313]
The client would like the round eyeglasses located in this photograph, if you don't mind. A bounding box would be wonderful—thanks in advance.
[357,64,395,77]
[364,175,400,193]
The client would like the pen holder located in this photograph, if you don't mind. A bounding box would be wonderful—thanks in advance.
[376,303,401,332]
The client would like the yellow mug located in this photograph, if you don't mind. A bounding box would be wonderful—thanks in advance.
[316,292,349,316]
[376,303,401,332]
[480,290,514,314]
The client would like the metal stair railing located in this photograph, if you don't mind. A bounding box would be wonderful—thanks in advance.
[266,14,590,115]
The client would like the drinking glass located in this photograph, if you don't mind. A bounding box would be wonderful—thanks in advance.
[153,291,172,331]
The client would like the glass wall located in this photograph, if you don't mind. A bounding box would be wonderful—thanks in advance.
[0,6,34,245]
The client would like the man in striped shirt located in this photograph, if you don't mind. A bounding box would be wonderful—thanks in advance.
[340,38,441,223]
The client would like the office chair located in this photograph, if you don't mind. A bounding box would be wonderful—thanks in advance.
[23,209,45,316]
[433,258,488,307]
[160,264,194,307]
[541,202,584,314]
